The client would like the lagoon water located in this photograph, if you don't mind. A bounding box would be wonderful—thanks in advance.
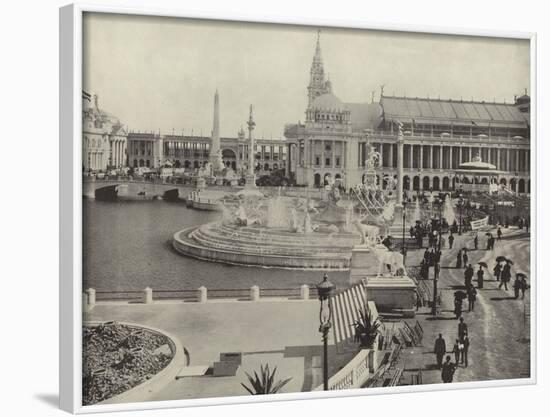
[83,199,349,292]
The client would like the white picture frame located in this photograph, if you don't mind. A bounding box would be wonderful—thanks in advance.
[60,3,537,413]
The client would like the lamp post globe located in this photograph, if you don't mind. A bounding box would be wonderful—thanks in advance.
[316,273,335,391]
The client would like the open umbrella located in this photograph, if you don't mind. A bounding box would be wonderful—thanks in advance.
[462,247,468,252]
[495,256,507,263]
[506,259,514,265]
[478,261,488,268]
[454,290,467,300]
[516,272,527,279]
[485,232,492,237]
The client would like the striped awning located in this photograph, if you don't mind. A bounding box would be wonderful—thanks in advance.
[330,282,368,346]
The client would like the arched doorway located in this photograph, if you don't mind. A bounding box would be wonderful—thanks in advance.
[193,160,199,169]
[314,173,321,187]
[510,178,517,192]
[184,160,190,168]
[518,179,525,193]
[264,163,270,171]
[422,176,430,190]
[481,178,488,184]
[403,175,410,191]
[500,178,507,186]
[413,176,420,191]
[433,176,440,191]
[442,177,450,191]
[324,173,332,186]
[222,148,237,170]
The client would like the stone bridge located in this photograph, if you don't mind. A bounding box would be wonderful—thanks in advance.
[83,178,195,200]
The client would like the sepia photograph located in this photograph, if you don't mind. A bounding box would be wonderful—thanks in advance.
[79,11,532,408]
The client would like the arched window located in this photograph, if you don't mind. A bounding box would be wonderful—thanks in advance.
[264,163,270,171]
[442,177,450,191]
[193,160,199,168]
[432,176,440,191]
[133,159,138,167]
[139,159,144,167]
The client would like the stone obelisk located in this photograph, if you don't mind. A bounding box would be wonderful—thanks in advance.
[245,104,257,188]
[210,89,224,180]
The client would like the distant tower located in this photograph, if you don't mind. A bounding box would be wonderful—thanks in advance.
[307,30,331,107]
[210,89,223,171]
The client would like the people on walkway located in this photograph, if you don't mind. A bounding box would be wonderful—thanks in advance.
[441,356,456,383]
[499,261,512,291]
[461,333,470,367]
[486,233,492,250]
[473,233,478,250]
[448,233,454,250]
[456,251,462,269]
[458,317,468,340]
[464,264,474,288]
[477,266,484,289]
[493,263,502,281]
[434,333,447,369]
[454,296,463,319]
[467,285,477,312]
[497,226,503,241]
[488,235,495,250]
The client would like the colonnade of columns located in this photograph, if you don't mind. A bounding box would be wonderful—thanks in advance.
[371,142,530,173]
[110,139,127,168]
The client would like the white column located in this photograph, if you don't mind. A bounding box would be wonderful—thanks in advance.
[419,145,423,170]
[439,146,443,170]
[389,143,394,168]
[459,147,463,164]
[468,147,472,162]
[506,149,510,172]
[449,147,453,169]
[497,148,501,170]
[429,145,433,169]
[515,150,519,173]
[409,145,413,169]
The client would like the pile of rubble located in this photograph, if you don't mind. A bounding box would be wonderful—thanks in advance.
[82,321,173,405]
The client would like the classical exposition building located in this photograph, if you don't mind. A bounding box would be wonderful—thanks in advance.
[126,93,287,175]
[284,33,531,195]
[82,92,128,172]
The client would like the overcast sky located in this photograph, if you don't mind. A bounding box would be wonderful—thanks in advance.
[83,12,530,138]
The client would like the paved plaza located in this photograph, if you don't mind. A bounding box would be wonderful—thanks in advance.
[85,225,531,402]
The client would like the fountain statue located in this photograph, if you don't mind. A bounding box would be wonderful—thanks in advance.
[443,194,456,225]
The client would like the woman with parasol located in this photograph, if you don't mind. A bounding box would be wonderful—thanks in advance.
[499,259,513,291]
[454,290,467,319]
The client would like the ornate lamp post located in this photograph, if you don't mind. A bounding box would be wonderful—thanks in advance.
[432,197,443,316]
[457,193,464,235]
[317,273,335,391]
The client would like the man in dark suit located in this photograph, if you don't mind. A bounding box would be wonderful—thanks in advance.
[433,333,447,369]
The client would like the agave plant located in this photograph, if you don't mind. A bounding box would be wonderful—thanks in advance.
[241,364,292,395]
[352,307,383,348]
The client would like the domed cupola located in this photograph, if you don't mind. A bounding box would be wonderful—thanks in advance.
[307,92,350,125]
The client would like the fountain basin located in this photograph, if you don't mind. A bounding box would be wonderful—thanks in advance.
[173,222,362,270]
